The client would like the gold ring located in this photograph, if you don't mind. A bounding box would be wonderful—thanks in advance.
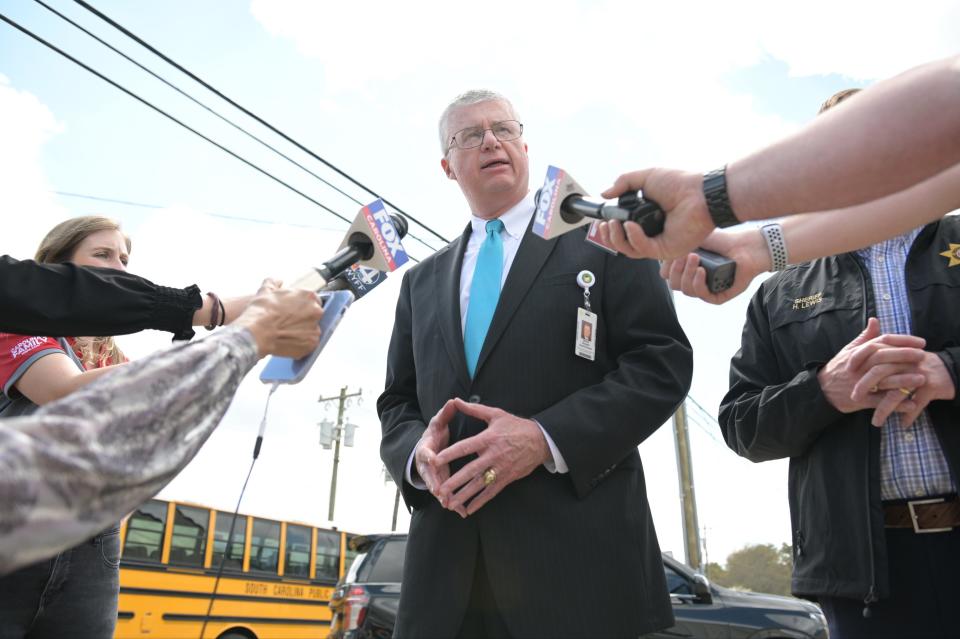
[482,468,497,486]
[898,387,913,397]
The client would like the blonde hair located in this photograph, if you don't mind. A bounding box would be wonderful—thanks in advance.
[35,216,131,367]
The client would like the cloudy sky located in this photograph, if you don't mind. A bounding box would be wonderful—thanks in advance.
[1,0,958,568]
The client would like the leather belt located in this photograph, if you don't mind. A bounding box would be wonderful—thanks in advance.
[884,496,960,533]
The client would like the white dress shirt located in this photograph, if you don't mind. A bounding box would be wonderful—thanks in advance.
[405,192,569,488]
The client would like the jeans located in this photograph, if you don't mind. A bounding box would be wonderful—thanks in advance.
[0,526,120,639]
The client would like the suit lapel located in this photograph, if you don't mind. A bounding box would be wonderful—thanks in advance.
[474,219,560,376]
[434,223,473,388]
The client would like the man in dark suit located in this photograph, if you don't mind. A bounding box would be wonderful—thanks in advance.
[377,89,693,638]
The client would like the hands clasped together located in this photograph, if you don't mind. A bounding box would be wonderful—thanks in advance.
[818,318,955,427]
[414,398,550,518]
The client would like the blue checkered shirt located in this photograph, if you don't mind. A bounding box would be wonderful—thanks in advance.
[857,228,956,501]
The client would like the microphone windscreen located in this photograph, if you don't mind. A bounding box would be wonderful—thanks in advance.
[389,214,409,238]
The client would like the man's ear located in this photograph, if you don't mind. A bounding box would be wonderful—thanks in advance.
[441,157,457,181]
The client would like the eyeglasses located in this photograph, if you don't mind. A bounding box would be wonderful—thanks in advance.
[448,120,523,152]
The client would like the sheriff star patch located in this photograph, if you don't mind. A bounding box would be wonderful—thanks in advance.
[940,243,960,267]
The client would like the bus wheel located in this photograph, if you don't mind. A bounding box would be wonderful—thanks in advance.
[217,631,255,639]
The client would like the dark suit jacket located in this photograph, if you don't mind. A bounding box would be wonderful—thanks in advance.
[378,218,693,638]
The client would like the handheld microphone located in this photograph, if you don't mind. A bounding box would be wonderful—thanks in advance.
[532,166,736,293]
[321,263,388,299]
[533,166,664,239]
[293,199,410,291]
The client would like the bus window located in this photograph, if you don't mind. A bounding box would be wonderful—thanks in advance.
[285,524,311,579]
[250,518,281,574]
[169,505,209,567]
[315,530,340,581]
[212,512,246,572]
[123,499,167,562]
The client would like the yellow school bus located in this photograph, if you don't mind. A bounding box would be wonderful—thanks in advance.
[114,498,358,639]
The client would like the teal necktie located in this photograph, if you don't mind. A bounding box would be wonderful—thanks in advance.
[464,219,505,378]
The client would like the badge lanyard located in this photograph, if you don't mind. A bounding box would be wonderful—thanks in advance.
[575,270,597,361]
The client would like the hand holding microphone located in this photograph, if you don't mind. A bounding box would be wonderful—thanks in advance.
[598,168,718,262]
[533,166,736,293]
[260,200,411,385]
[659,227,770,304]
[232,279,324,359]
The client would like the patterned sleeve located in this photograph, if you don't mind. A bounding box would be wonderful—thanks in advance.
[0,325,259,575]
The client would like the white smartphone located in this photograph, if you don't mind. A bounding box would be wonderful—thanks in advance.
[259,290,354,385]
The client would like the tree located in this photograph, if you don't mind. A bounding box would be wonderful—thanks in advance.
[704,561,727,584]
[716,543,793,595]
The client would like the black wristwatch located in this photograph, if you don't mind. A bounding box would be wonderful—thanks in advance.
[702,166,740,228]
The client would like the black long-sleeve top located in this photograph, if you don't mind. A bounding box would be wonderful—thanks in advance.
[0,255,202,339]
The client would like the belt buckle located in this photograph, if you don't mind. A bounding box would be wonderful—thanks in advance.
[907,497,951,534]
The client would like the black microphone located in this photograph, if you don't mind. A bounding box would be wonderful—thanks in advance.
[292,208,410,292]
[317,214,409,281]
[558,192,666,237]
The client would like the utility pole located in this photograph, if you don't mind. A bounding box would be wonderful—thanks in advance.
[318,386,362,522]
[391,486,401,531]
[383,466,402,531]
[673,400,702,570]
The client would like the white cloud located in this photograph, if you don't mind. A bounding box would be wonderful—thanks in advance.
[0,75,67,257]
[753,0,960,79]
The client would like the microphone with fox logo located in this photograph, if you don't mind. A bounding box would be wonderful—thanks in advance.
[292,199,410,292]
[532,166,736,293]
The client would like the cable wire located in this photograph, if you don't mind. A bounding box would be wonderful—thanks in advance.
[55,190,350,230]
[0,11,420,263]
[686,394,721,425]
[198,382,276,639]
[33,0,438,254]
[72,0,451,247]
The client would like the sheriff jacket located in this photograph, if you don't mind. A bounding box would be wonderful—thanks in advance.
[719,216,960,605]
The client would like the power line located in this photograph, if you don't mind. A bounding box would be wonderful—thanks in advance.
[684,411,726,447]
[32,0,438,255]
[72,0,451,247]
[686,394,720,425]
[0,11,421,263]
[54,191,341,230]
[56,191,163,210]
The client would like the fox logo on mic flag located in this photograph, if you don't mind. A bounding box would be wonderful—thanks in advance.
[355,199,409,271]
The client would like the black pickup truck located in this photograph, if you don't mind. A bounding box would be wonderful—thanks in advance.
[329,533,827,639]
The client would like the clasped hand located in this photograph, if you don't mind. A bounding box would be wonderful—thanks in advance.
[819,318,955,426]
[414,398,550,518]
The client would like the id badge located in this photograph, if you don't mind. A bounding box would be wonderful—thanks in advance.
[575,307,598,361]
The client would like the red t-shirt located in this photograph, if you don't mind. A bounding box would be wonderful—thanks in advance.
[0,333,93,399]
